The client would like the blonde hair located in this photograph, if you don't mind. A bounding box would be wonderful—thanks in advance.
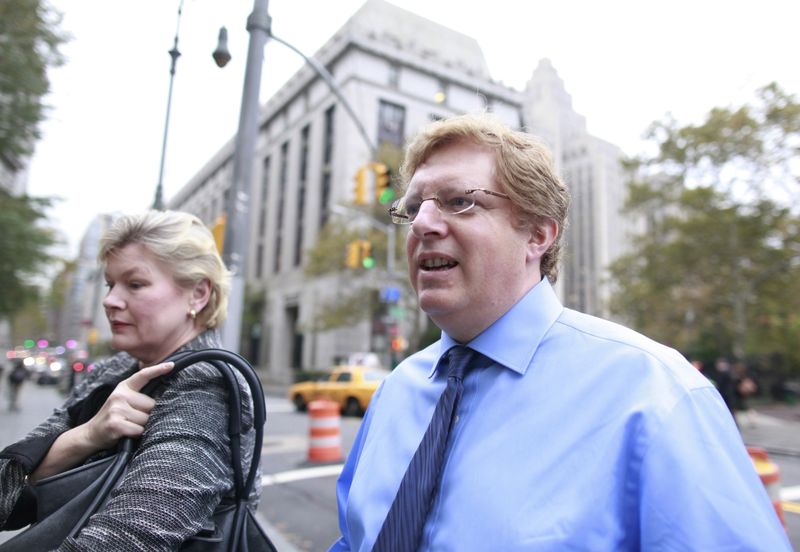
[98,210,231,328]
[400,113,571,282]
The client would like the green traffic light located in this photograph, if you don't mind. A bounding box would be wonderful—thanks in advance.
[379,189,395,204]
[362,257,376,269]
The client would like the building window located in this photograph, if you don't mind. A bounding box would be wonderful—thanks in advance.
[274,141,289,274]
[256,243,264,279]
[256,156,271,279]
[320,105,335,229]
[388,63,400,88]
[295,125,310,267]
[258,156,271,238]
[377,100,406,147]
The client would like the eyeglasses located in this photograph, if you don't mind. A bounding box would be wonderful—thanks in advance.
[388,188,510,225]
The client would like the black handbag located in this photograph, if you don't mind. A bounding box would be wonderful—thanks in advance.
[0,348,277,552]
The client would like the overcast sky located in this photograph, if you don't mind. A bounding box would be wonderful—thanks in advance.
[29,0,800,259]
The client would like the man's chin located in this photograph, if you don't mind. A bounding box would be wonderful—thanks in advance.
[418,292,456,318]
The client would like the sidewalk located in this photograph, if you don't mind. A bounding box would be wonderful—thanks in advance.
[738,404,800,457]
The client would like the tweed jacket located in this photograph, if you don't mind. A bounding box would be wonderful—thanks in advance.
[0,330,260,551]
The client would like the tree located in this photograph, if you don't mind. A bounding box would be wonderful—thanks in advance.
[0,0,67,167]
[609,84,800,374]
[0,190,60,318]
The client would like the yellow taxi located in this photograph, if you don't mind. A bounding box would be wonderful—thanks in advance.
[289,364,389,416]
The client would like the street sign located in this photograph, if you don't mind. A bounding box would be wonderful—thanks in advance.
[380,286,402,303]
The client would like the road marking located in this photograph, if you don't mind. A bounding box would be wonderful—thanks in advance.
[783,502,800,515]
[267,400,295,414]
[780,485,800,502]
[262,464,344,487]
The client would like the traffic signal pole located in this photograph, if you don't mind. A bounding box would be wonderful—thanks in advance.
[220,0,271,352]
[219,7,388,353]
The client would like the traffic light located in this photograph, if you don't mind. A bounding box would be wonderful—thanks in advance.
[345,240,375,269]
[360,241,375,269]
[373,163,393,204]
[211,214,226,254]
[346,241,361,268]
[391,336,407,352]
[353,167,367,205]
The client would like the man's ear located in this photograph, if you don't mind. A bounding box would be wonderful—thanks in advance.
[191,278,212,312]
[526,219,558,264]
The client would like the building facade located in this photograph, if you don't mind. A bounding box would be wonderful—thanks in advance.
[54,213,117,352]
[169,0,635,382]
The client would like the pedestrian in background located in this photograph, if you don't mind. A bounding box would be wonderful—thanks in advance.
[733,360,758,426]
[6,360,28,412]
[712,356,737,417]
[0,211,260,549]
[330,113,790,551]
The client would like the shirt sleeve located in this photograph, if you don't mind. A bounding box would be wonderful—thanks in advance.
[329,381,385,552]
[639,386,791,550]
[58,363,254,552]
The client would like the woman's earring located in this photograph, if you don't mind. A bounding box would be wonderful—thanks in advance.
[189,308,197,320]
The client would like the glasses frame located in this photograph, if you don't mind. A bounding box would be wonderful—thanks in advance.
[388,188,510,225]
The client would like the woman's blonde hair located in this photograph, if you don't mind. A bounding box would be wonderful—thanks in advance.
[98,210,231,329]
[400,112,571,282]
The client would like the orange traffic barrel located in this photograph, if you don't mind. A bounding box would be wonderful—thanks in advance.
[747,446,785,528]
[308,399,343,463]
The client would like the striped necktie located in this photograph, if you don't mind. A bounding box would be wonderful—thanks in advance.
[373,345,475,552]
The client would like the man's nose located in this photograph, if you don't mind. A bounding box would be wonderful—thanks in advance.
[411,199,446,236]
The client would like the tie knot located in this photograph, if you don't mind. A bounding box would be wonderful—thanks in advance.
[445,346,474,381]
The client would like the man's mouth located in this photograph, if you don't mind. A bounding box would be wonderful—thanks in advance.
[420,257,458,271]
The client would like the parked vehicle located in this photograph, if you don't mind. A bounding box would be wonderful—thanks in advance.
[289,364,389,416]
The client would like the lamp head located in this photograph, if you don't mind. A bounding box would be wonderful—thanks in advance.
[212,26,232,68]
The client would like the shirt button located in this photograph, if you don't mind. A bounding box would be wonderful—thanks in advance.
[454,415,460,423]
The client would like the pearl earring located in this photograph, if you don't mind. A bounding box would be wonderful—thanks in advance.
[189,308,197,320]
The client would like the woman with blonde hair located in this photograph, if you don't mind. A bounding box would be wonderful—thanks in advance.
[0,210,260,550]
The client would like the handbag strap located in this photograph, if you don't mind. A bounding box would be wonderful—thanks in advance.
[70,348,266,539]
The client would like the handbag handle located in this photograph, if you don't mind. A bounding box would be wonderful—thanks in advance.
[71,348,266,539]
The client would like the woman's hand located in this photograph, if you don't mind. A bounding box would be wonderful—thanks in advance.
[29,361,175,482]
[83,361,176,450]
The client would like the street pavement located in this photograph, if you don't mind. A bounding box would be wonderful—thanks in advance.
[2,381,799,549]
[740,402,800,457]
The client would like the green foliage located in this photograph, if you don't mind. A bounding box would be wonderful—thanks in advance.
[303,200,411,333]
[0,0,67,165]
[0,190,60,317]
[610,84,800,373]
[9,290,48,343]
[312,288,376,332]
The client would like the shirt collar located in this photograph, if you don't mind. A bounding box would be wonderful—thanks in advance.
[431,278,563,377]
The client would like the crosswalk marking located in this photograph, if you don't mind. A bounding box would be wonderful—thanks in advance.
[262,464,344,486]
[781,485,800,502]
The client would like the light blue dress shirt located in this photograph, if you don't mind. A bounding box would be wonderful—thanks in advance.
[330,279,790,551]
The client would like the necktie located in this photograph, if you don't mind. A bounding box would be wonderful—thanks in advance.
[373,346,475,552]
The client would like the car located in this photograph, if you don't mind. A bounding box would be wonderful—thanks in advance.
[289,364,389,416]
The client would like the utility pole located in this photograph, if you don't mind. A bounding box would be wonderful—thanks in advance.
[153,0,185,210]
[220,0,271,352]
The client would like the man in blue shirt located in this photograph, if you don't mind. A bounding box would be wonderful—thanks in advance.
[330,114,790,551]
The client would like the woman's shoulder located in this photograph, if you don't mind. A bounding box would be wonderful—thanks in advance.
[67,352,137,402]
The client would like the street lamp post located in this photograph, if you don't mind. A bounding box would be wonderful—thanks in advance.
[220,0,271,352]
[152,0,185,211]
